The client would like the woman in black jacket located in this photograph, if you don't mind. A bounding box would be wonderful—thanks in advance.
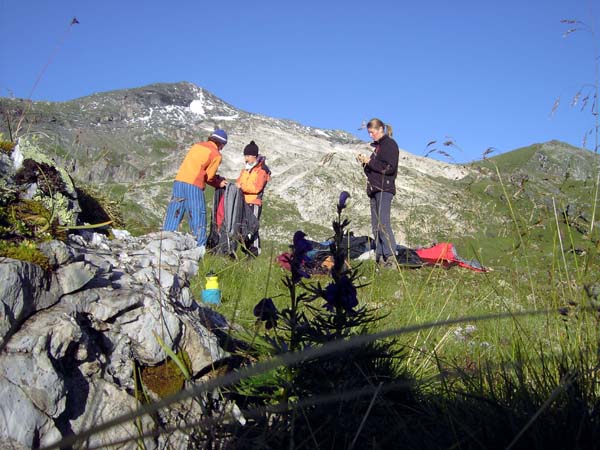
[357,118,399,268]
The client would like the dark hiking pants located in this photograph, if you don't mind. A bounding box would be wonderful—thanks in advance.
[370,191,397,261]
[244,204,262,256]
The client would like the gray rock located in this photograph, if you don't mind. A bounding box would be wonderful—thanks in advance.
[121,300,182,365]
[144,231,198,254]
[109,271,138,290]
[154,251,179,267]
[38,240,75,267]
[133,266,157,285]
[0,230,232,448]
[0,258,57,345]
[0,377,62,449]
[131,253,154,268]
[67,379,157,450]
[178,286,193,308]
[181,316,227,376]
[82,251,114,274]
[0,152,17,190]
[90,232,109,247]
[68,233,88,247]
[55,261,98,295]
[112,228,133,240]
[60,289,102,314]
[103,330,134,388]
[0,351,66,417]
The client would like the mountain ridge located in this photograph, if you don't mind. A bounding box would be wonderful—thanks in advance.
[1,82,598,246]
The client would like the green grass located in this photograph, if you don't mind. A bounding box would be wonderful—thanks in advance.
[192,151,600,368]
[196,244,596,365]
[180,192,599,448]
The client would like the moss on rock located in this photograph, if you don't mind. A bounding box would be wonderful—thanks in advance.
[0,240,51,271]
[140,351,191,398]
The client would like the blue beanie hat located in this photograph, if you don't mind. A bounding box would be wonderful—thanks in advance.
[210,129,228,144]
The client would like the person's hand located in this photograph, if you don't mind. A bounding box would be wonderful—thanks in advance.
[357,154,369,165]
[219,179,228,188]
[236,182,241,188]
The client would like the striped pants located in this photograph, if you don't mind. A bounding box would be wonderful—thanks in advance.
[163,181,207,246]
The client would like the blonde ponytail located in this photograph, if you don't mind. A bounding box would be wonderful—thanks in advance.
[367,118,393,137]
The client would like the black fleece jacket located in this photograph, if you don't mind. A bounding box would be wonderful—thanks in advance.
[363,134,399,197]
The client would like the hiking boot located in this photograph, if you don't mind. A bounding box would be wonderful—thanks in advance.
[242,246,260,258]
[381,259,396,269]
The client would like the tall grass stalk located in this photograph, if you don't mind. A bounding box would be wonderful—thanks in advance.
[152,331,191,380]
[14,18,79,138]
[132,362,149,450]
[409,284,454,373]
[552,197,573,287]
[493,163,539,307]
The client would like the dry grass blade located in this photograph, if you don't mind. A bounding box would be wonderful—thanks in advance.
[581,95,590,111]
[14,19,79,137]
[560,19,582,24]
[348,382,383,450]
[424,148,438,158]
[550,96,560,117]
[437,150,452,160]
[482,147,496,159]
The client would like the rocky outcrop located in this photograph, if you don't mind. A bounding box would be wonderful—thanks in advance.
[0,230,232,450]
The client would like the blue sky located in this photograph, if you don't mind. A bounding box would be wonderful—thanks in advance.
[0,0,598,162]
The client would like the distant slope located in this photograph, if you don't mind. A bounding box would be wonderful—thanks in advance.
[476,140,598,181]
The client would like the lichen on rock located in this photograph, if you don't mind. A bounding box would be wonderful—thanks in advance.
[15,137,80,226]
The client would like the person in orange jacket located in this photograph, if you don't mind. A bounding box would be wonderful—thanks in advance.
[236,140,270,256]
[163,129,228,253]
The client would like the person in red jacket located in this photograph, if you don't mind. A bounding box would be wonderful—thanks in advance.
[163,129,228,253]
[236,140,270,256]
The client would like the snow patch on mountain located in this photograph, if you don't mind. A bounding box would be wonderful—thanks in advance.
[189,99,205,116]
[211,114,239,121]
